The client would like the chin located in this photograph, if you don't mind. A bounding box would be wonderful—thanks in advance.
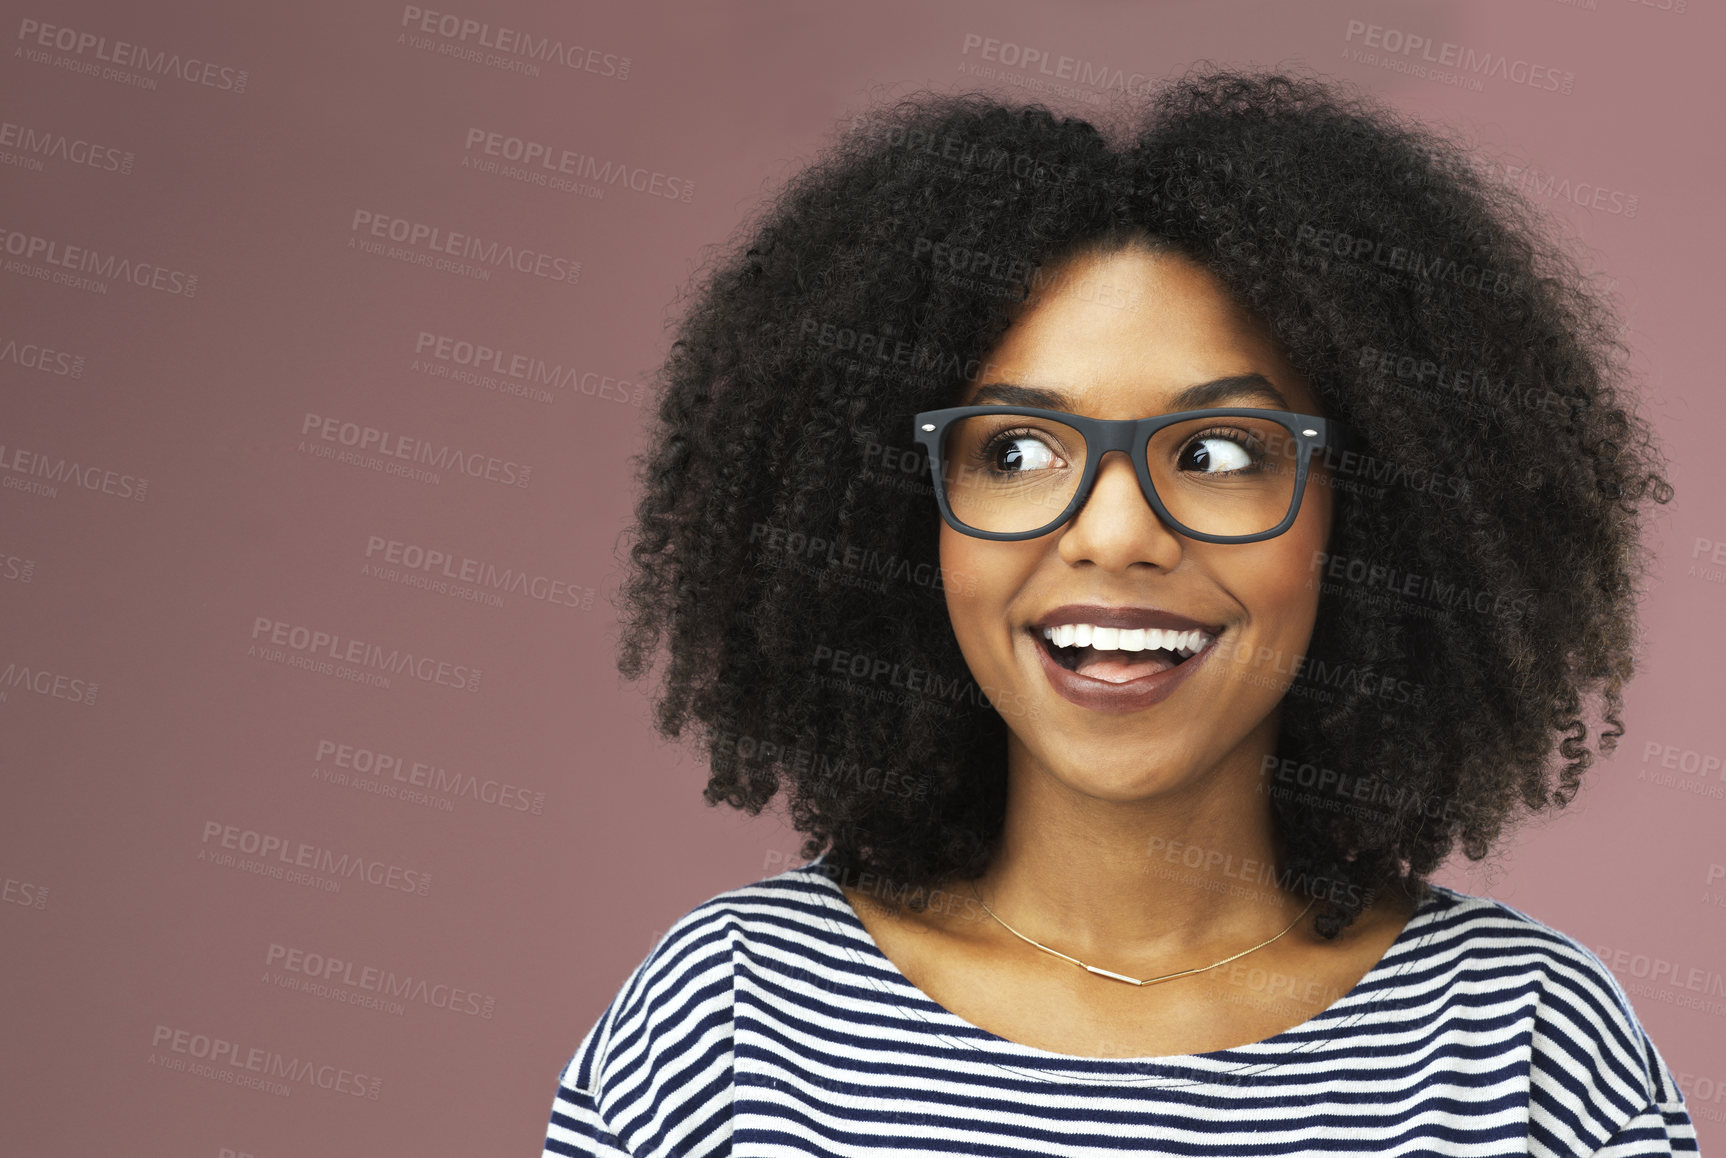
[1042,753,1195,802]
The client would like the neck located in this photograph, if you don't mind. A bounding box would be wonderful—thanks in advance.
[969,721,1304,963]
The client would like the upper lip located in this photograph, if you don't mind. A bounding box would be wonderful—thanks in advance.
[1029,603,1224,635]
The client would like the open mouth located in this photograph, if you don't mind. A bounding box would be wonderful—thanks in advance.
[1035,625,1216,683]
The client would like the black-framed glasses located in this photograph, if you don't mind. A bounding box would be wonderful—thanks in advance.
[911,406,1354,543]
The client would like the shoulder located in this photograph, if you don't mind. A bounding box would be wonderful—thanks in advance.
[1414,885,1651,1033]
[1408,883,1690,1124]
[555,856,839,1107]
[544,858,837,1154]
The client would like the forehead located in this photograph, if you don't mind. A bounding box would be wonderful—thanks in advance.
[958,245,1322,418]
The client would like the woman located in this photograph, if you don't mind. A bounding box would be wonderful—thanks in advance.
[543,69,1694,1156]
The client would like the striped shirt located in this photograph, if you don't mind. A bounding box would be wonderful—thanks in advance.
[542,854,1699,1156]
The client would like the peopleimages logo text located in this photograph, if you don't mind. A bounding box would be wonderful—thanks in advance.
[463,129,693,201]
[300,413,532,489]
[0,441,147,500]
[151,1024,381,1097]
[1,226,197,295]
[201,821,432,897]
[1343,20,1574,94]
[398,6,629,78]
[0,119,133,173]
[250,616,483,692]
[349,210,580,285]
[16,18,248,91]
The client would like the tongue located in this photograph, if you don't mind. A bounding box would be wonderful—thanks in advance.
[1074,647,1178,683]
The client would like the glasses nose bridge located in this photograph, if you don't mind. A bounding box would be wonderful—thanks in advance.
[1074,418,1157,519]
[1088,417,1143,457]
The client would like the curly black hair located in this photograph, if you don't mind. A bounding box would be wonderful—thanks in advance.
[611,66,1673,939]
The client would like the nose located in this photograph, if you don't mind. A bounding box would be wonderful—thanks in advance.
[1057,449,1185,567]
[1078,448,1154,519]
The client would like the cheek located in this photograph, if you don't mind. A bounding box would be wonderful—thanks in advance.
[938,526,1024,672]
[1266,548,1323,630]
[1274,486,1332,634]
[1237,481,1331,656]
[939,525,989,649]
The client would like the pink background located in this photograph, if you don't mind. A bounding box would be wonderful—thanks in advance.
[2,1,1723,1153]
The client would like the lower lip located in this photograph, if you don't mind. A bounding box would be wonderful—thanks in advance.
[1030,629,1218,713]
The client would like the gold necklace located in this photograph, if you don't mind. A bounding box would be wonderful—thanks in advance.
[968,880,1316,987]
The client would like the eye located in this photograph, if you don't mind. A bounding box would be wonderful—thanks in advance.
[981,428,1066,474]
[1178,430,1261,474]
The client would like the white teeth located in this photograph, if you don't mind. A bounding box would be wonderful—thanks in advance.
[1041,623,1214,657]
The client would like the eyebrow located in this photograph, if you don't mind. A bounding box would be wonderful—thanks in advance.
[968,374,1292,413]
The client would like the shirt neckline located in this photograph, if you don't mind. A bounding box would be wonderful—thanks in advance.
[799,854,1451,1085]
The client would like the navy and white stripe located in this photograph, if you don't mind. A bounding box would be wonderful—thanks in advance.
[543,854,1698,1156]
